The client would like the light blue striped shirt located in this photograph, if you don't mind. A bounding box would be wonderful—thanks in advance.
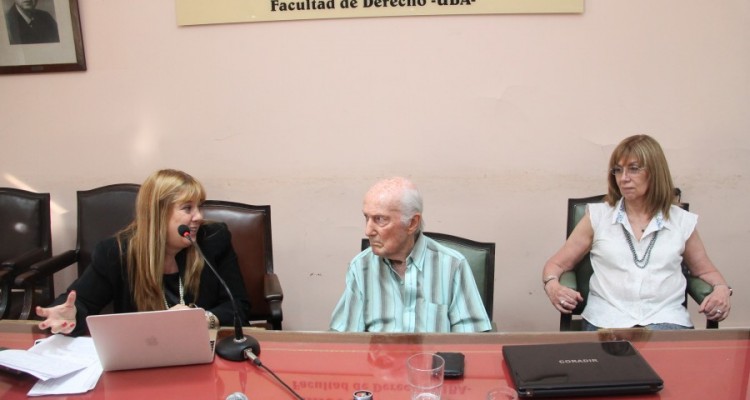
[330,234,492,333]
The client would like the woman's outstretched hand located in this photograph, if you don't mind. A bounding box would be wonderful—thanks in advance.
[37,290,78,334]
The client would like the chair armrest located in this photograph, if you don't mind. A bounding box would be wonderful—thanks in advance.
[0,267,11,282]
[687,275,714,305]
[13,250,78,287]
[1,248,49,271]
[559,271,577,291]
[263,273,284,329]
[686,275,719,329]
[558,271,580,331]
[263,273,284,302]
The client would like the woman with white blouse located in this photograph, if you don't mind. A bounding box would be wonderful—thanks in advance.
[542,134,732,330]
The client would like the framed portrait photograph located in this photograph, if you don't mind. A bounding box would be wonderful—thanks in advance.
[0,0,85,74]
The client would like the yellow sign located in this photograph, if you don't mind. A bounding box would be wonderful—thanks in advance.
[175,0,584,26]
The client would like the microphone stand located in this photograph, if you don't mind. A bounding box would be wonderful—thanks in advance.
[180,226,304,399]
[180,226,260,361]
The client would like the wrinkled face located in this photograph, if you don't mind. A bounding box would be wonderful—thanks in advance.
[166,199,203,254]
[614,156,650,201]
[362,190,418,262]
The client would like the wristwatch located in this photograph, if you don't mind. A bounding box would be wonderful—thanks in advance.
[204,310,219,329]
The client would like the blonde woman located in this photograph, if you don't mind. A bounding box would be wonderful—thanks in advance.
[37,169,249,335]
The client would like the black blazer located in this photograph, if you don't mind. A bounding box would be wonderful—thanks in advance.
[53,223,250,336]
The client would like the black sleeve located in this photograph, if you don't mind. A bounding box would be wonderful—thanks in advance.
[52,238,127,336]
[196,223,251,326]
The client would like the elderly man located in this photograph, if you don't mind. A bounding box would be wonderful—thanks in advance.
[330,177,492,333]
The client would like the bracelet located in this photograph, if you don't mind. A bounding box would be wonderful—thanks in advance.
[543,275,558,287]
[712,283,733,296]
[205,310,219,329]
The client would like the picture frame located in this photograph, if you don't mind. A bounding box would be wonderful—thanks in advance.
[0,0,85,74]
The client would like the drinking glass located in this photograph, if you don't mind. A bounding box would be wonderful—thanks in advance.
[406,352,444,400]
[486,385,518,400]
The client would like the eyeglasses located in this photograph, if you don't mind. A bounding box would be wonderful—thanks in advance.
[610,165,646,176]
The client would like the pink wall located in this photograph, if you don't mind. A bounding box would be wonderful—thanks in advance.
[1,0,748,330]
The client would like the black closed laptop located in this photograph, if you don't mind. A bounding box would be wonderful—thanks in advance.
[502,341,663,398]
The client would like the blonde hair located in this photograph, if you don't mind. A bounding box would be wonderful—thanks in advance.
[604,134,676,219]
[118,169,206,311]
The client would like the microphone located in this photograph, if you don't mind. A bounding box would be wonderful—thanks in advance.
[179,225,304,399]
[178,224,260,361]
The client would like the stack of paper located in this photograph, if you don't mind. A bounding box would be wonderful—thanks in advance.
[0,335,103,396]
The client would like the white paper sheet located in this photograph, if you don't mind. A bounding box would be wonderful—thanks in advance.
[0,334,103,396]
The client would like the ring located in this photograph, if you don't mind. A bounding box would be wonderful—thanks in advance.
[560,300,566,306]
[716,309,722,314]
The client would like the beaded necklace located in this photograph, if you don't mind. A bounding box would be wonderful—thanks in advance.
[619,201,659,269]
[621,225,658,268]
[163,274,185,309]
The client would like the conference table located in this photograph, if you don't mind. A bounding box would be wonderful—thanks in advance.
[0,321,748,399]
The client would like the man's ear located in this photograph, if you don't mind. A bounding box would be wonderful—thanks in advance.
[407,214,421,235]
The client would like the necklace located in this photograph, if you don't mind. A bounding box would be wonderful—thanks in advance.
[163,274,185,309]
[621,225,658,269]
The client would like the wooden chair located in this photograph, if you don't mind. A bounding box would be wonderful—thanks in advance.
[14,184,139,318]
[202,200,284,330]
[0,188,52,319]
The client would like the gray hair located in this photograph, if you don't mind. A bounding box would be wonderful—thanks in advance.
[399,183,424,233]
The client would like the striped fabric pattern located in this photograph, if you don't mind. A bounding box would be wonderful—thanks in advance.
[330,234,492,333]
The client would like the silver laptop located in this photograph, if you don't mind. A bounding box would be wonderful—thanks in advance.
[502,341,663,398]
[87,308,215,371]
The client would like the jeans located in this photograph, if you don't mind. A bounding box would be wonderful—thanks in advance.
[581,319,693,331]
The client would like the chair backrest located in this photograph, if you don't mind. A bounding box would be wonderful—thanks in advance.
[76,184,140,277]
[0,188,52,318]
[201,201,274,323]
[0,188,51,262]
[564,194,606,316]
[361,232,495,318]
[561,193,695,329]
